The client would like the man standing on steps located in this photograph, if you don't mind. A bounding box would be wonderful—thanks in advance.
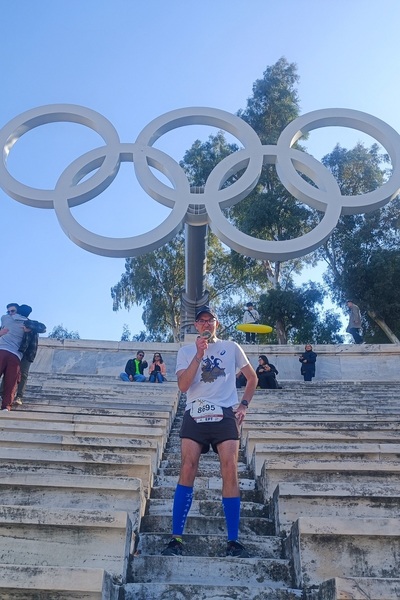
[243,301,260,344]
[162,305,257,558]
[346,300,364,344]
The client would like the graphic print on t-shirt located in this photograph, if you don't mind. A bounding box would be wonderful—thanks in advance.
[200,354,226,383]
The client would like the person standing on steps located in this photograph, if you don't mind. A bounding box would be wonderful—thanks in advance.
[0,304,27,411]
[13,304,46,405]
[242,302,260,344]
[162,305,257,558]
[299,344,317,382]
[346,300,364,344]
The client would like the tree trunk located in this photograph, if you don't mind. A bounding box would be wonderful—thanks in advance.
[367,310,400,344]
[275,319,287,344]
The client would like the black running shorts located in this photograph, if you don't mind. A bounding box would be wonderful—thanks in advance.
[180,406,240,454]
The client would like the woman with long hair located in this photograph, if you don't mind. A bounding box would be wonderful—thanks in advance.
[148,352,167,383]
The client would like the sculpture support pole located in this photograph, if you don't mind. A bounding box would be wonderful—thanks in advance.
[180,222,209,339]
[180,186,209,339]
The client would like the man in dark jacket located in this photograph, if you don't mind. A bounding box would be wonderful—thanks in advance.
[120,351,148,382]
[14,305,46,405]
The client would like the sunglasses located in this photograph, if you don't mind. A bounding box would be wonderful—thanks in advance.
[196,318,216,324]
[7,309,17,314]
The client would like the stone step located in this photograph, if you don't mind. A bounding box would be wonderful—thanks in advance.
[154,474,256,491]
[145,498,268,518]
[0,447,154,494]
[0,505,133,581]
[157,463,250,478]
[248,405,400,415]
[150,485,262,503]
[252,442,400,476]
[0,431,161,461]
[0,472,145,517]
[130,555,293,587]
[271,481,400,534]
[258,458,400,499]
[12,404,172,426]
[0,417,167,444]
[285,517,400,588]
[16,397,177,413]
[0,565,119,600]
[242,429,400,457]
[139,514,274,536]
[311,576,400,600]
[122,582,302,599]
[242,420,400,431]
[136,532,281,558]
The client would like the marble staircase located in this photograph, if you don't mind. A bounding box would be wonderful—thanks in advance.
[0,370,400,598]
[122,394,303,599]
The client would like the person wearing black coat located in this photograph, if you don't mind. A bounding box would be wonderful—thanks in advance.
[299,344,317,382]
[256,355,279,389]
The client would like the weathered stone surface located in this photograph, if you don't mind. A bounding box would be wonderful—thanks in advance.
[242,428,400,458]
[258,458,400,500]
[1,345,399,598]
[0,506,133,581]
[251,442,400,477]
[285,517,400,588]
[123,582,303,599]
[31,339,400,381]
[310,576,400,599]
[272,481,400,535]
[0,565,120,599]
[0,472,144,518]
[131,555,292,586]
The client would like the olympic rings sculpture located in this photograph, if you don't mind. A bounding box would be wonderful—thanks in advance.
[1,104,400,260]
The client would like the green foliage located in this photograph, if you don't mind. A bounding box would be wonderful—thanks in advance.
[180,131,239,187]
[112,57,399,344]
[120,324,131,342]
[258,284,344,344]
[334,249,400,342]
[319,142,400,341]
[238,57,300,145]
[111,234,185,342]
[48,324,80,340]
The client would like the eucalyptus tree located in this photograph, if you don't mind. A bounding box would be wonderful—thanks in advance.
[257,284,343,345]
[48,325,80,340]
[111,58,336,342]
[319,142,400,342]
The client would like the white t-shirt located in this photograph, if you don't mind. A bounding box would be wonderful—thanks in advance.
[176,338,250,410]
[243,308,260,324]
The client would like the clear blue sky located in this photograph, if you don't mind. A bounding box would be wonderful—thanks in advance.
[2,0,399,340]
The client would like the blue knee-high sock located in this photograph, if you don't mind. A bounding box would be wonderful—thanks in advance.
[172,484,193,536]
[222,497,241,541]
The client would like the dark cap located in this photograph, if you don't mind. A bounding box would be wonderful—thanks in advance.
[195,305,217,320]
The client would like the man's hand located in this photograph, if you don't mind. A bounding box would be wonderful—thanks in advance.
[0,327,9,337]
[195,335,208,357]
[234,403,247,425]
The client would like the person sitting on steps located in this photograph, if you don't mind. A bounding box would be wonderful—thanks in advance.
[148,352,167,383]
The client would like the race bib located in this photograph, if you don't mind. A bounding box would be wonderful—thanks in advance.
[190,399,224,423]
